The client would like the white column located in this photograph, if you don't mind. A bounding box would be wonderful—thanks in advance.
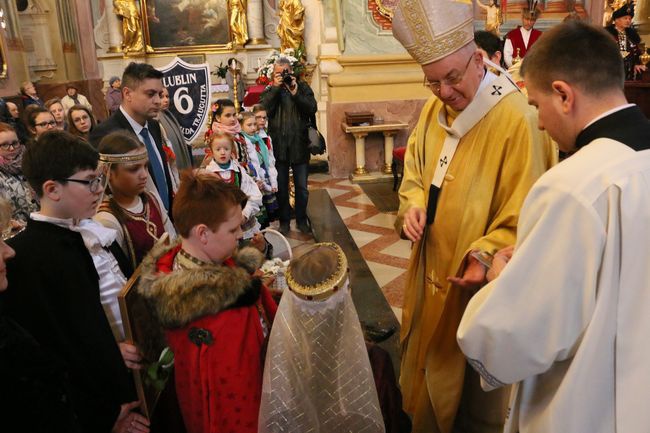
[383,131,395,174]
[353,132,368,176]
[247,0,266,45]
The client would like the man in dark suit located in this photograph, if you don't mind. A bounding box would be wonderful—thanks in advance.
[90,62,174,211]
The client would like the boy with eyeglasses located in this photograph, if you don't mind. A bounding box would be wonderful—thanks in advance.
[1,130,150,433]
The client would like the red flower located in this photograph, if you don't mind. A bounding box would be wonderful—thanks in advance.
[256,76,270,85]
[162,144,176,162]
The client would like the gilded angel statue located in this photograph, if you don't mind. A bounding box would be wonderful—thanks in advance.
[113,0,146,53]
[229,0,249,46]
[477,0,503,36]
[277,0,305,52]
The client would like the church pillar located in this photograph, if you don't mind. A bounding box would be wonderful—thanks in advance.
[247,0,267,45]
[72,0,100,79]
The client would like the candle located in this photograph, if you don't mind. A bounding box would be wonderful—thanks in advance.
[257,58,261,69]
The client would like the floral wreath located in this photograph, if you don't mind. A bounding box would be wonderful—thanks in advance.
[256,46,306,85]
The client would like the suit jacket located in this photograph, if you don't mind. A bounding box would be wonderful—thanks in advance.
[90,109,174,208]
[159,109,193,170]
[1,219,136,433]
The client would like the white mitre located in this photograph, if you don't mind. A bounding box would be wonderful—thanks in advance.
[393,0,474,65]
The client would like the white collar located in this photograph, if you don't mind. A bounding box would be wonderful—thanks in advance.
[206,159,236,173]
[119,106,149,135]
[583,103,636,130]
[31,213,117,249]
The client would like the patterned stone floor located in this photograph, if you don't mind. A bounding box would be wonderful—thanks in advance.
[273,173,408,323]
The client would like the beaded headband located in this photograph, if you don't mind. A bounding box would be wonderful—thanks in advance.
[99,150,149,164]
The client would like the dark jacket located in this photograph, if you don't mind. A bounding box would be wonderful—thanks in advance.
[105,88,122,115]
[0,315,81,433]
[259,81,317,164]
[2,219,136,433]
[21,95,44,108]
[89,108,174,208]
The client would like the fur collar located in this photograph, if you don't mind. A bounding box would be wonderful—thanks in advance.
[138,240,264,329]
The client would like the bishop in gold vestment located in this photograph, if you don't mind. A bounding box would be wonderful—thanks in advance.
[391,1,557,432]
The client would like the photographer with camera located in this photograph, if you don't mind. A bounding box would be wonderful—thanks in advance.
[260,57,317,235]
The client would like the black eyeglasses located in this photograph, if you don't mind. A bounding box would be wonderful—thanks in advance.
[34,120,57,128]
[0,140,20,151]
[57,173,106,193]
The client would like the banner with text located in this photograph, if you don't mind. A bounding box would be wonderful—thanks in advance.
[158,57,211,143]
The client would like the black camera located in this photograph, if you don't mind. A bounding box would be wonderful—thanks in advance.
[281,69,294,86]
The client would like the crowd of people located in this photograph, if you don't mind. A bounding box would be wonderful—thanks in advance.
[1,2,650,433]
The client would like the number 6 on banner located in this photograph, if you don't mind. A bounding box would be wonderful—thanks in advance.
[174,87,194,114]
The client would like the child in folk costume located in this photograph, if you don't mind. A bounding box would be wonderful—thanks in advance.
[253,105,280,222]
[259,243,386,433]
[204,131,268,253]
[138,171,277,433]
[204,99,261,179]
[239,111,278,228]
[94,131,176,270]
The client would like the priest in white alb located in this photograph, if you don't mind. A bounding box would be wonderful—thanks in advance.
[391,0,556,432]
[458,21,650,433]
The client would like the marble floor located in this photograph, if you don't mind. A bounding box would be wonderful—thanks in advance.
[274,173,408,324]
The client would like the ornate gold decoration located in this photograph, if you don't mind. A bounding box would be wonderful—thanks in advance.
[229,0,249,47]
[277,0,305,52]
[286,243,349,301]
[354,166,369,175]
[113,0,151,54]
[376,0,395,20]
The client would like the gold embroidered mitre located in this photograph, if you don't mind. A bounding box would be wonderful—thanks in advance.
[392,0,474,65]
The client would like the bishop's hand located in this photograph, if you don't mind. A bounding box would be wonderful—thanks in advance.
[448,252,487,292]
[402,207,426,242]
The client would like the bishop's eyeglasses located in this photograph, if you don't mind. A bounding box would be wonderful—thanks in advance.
[423,53,476,94]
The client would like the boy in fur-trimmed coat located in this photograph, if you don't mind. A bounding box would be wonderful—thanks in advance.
[138,171,277,433]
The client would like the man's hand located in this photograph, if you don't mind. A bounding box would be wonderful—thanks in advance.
[448,252,487,292]
[402,207,426,242]
[486,245,514,282]
[119,342,143,370]
[635,64,648,76]
[112,401,150,433]
[272,71,284,87]
[285,76,298,96]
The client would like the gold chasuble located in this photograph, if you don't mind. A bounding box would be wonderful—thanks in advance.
[396,90,556,433]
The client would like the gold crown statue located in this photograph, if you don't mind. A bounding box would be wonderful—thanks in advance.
[392,0,474,65]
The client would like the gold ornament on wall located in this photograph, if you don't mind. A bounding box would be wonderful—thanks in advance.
[113,0,152,53]
[277,0,305,52]
[229,0,249,46]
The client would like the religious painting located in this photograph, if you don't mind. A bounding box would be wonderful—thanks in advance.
[140,0,231,52]
[118,267,172,419]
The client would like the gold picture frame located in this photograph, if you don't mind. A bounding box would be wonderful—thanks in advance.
[118,266,170,419]
[140,0,233,54]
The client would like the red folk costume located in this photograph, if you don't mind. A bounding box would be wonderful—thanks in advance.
[138,242,277,433]
[98,191,166,268]
[505,26,542,59]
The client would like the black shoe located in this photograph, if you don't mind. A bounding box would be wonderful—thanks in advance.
[362,322,396,344]
[297,220,311,234]
[279,222,290,235]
